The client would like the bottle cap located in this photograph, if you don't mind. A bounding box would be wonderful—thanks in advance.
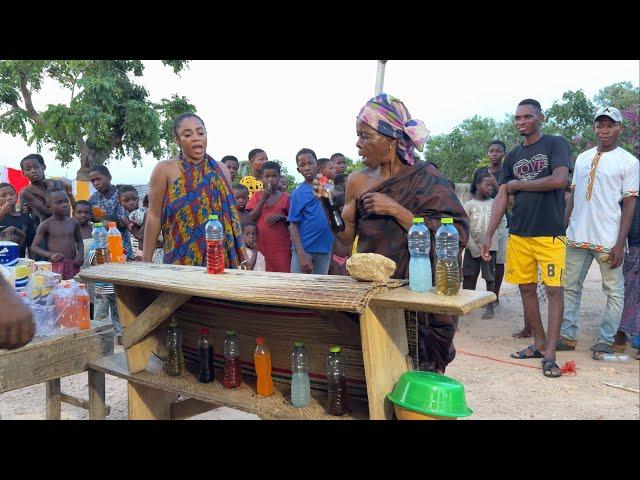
[256,336,265,345]
[412,217,424,224]
[19,291,27,297]
[294,341,304,347]
[226,330,236,335]
[441,217,453,224]
[78,284,86,289]
[200,327,209,336]
[169,321,178,327]
[209,214,219,220]
[107,221,116,229]
[330,345,341,353]
[94,223,103,228]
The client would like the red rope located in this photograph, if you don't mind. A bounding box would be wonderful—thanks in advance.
[457,349,577,375]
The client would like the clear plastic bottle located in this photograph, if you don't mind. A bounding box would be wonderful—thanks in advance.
[107,221,124,263]
[205,214,225,274]
[598,353,631,362]
[92,223,110,265]
[165,320,185,377]
[291,341,311,407]
[435,217,460,296]
[326,345,349,416]
[223,330,242,388]
[198,327,214,383]
[254,336,275,397]
[76,284,90,330]
[408,217,432,292]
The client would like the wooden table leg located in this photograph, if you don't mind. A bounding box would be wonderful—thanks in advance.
[88,369,107,420]
[359,306,409,420]
[46,378,62,420]
[128,382,178,420]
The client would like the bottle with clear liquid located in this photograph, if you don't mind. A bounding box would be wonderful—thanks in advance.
[205,214,225,274]
[198,327,215,383]
[165,320,185,377]
[107,221,125,263]
[435,217,460,296]
[598,354,631,362]
[408,217,432,292]
[326,346,349,416]
[254,336,275,397]
[290,341,311,407]
[92,223,110,265]
[223,330,242,388]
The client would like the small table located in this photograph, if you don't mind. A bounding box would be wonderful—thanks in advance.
[81,263,494,420]
[0,322,114,419]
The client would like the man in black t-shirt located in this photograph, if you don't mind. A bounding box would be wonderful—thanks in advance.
[481,99,571,378]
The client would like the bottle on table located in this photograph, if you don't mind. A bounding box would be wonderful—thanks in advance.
[326,345,349,416]
[223,330,242,388]
[198,327,215,383]
[254,336,275,397]
[54,282,76,329]
[435,217,460,296]
[205,214,225,274]
[107,221,125,263]
[92,223,110,265]
[408,217,432,292]
[291,341,311,407]
[165,319,185,377]
[76,283,90,330]
[320,181,345,232]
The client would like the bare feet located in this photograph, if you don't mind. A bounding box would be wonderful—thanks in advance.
[512,328,532,338]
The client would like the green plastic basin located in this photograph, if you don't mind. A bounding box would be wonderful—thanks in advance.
[386,371,472,418]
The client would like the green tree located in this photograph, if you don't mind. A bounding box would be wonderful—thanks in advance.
[272,159,297,192]
[344,156,364,174]
[594,82,639,157]
[0,60,194,180]
[544,89,596,155]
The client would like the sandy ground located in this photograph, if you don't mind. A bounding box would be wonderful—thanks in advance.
[1,263,638,420]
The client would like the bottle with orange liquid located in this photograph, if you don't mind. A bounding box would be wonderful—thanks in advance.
[254,336,275,397]
[76,284,90,330]
[107,221,125,263]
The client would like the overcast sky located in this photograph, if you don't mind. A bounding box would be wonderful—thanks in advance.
[0,60,638,184]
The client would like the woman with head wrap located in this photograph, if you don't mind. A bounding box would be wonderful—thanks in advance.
[317,93,470,373]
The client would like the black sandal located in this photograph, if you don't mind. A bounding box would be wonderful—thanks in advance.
[542,357,562,378]
[510,344,544,359]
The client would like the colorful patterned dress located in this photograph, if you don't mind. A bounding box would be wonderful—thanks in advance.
[162,155,244,267]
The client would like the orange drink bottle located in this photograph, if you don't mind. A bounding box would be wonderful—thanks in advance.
[107,222,125,263]
[76,284,90,330]
[254,336,275,397]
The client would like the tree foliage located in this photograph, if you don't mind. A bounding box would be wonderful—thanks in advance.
[0,60,194,180]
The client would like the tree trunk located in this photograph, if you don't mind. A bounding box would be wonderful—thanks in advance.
[77,149,109,181]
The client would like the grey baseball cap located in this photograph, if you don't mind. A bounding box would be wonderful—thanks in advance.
[594,106,623,123]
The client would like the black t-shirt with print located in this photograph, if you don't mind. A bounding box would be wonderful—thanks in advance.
[500,135,571,237]
[0,213,36,257]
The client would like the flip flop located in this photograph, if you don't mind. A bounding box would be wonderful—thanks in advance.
[511,344,544,359]
[556,337,577,351]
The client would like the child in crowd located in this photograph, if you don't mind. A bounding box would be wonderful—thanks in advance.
[117,185,140,258]
[128,194,163,263]
[288,148,334,275]
[0,183,36,258]
[232,184,251,225]
[246,161,291,272]
[317,157,337,181]
[74,199,96,320]
[242,222,266,271]
[221,155,240,183]
[30,189,83,280]
[333,173,347,198]
[240,148,268,199]
[278,176,289,193]
[330,153,347,175]
[462,173,506,319]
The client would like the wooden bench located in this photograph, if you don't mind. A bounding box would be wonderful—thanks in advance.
[0,322,114,419]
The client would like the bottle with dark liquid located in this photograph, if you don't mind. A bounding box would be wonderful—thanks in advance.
[326,345,349,416]
[198,327,215,383]
[321,182,345,232]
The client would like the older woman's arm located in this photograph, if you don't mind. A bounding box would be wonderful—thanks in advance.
[142,162,168,262]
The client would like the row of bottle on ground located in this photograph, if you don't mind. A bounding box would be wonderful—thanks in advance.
[408,217,461,295]
[166,323,349,416]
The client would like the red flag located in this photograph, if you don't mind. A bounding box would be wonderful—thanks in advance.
[6,167,30,193]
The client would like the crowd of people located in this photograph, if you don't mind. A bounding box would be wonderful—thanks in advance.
[1,95,637,381]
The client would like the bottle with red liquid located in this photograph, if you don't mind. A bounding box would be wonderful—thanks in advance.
[205,214,225,274]
[223,330,242,388]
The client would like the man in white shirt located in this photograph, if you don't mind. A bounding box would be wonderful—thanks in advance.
[560,106,639,358]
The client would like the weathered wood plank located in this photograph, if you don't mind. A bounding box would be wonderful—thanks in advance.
[128,383,177,420]
[46,379,61,420]
[88,369,109,419]
[369,286,496,315]
[0,324,114,393]
[171,398,218,420]
[359,305,409,420]
[123,292,191,349]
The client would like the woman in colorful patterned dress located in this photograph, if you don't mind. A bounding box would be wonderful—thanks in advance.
[142,113,245,267]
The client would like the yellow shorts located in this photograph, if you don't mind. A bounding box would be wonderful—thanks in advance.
[505,234,566,287]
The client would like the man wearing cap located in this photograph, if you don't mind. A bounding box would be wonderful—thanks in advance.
[559,106,639,358]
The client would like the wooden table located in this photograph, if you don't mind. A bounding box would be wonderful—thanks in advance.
[0,322,114,419]
[80,263,494,420]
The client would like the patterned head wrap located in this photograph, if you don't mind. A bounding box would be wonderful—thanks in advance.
[357,93,430,166]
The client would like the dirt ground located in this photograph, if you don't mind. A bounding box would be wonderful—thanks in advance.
[1,263,638,420]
